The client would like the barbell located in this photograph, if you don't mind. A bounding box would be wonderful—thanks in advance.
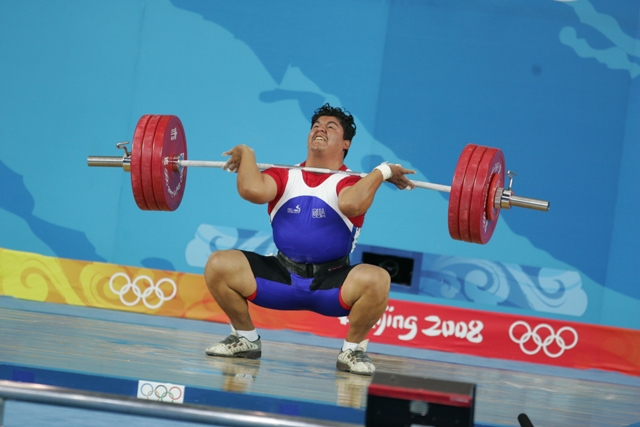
[87,114,549,244]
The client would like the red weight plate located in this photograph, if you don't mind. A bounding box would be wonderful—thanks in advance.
[151,115,187,211]
[448,144,478,241]
[458,145,487,242]
[469,148,505,244]
[141,115,162,211]
[486,172,502,222]
[130,115,152,210]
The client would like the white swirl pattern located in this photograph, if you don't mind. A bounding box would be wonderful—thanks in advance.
[419,256,587,316]
[186,224,277,268]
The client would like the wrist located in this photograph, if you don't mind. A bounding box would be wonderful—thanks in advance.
[374,163,393,181]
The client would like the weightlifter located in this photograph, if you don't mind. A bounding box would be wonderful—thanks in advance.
[204,104,416,375]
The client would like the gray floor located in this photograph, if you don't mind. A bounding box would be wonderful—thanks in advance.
[1,297,640,427]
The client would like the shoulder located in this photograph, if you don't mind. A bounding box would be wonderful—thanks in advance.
[336,175,360,192]
[263,167,288,183]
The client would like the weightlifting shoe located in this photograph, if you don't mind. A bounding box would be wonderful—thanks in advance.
[336,339,375,376]
[205,328,261,359]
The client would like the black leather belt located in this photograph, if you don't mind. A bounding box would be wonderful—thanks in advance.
[276,252,350,279]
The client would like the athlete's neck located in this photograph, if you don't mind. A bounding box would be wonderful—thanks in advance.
[305,152,344,170]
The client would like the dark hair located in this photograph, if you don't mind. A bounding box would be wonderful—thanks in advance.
[311,103,356,159]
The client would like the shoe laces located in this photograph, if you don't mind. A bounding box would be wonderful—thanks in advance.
[221,334,241,345]
[350,348,372,364]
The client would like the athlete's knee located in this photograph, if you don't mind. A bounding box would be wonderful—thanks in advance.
[348,264,391,301]
[204,250,238,287]
[362,264,391,292]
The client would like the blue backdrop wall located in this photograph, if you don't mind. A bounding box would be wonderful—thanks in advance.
[0,0,638,329]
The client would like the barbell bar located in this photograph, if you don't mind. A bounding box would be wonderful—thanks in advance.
[87,114,550,244]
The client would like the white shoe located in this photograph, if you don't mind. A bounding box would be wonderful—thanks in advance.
[336,340,375,376]
[205,328,261,359]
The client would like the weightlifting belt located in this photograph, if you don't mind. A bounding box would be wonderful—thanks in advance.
[276,251,350,279]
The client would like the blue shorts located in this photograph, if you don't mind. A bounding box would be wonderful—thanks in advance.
[241,251,355,317]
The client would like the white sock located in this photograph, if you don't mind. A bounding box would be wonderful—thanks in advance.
[236,329,259,342]
[341,340,358,352]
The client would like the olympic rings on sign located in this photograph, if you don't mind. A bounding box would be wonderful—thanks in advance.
[509,321,578,358]
[139,382,183,401]
[109,273,177,309]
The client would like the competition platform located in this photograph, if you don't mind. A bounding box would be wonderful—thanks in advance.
[1,296,640,427]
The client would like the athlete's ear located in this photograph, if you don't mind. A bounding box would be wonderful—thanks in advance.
[343,139,351,151]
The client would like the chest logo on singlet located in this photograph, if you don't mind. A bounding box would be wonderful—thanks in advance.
[287,205,301,214]
[312,208,326,218]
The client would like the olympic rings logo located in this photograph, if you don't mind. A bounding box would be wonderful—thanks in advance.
[139,382,183,402]
[109,273,177,309]
[509,321,578,358]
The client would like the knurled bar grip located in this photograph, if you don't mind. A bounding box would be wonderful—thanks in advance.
[179,159,454,193]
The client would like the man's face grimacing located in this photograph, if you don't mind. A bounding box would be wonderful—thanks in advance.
[308,115,350,157]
